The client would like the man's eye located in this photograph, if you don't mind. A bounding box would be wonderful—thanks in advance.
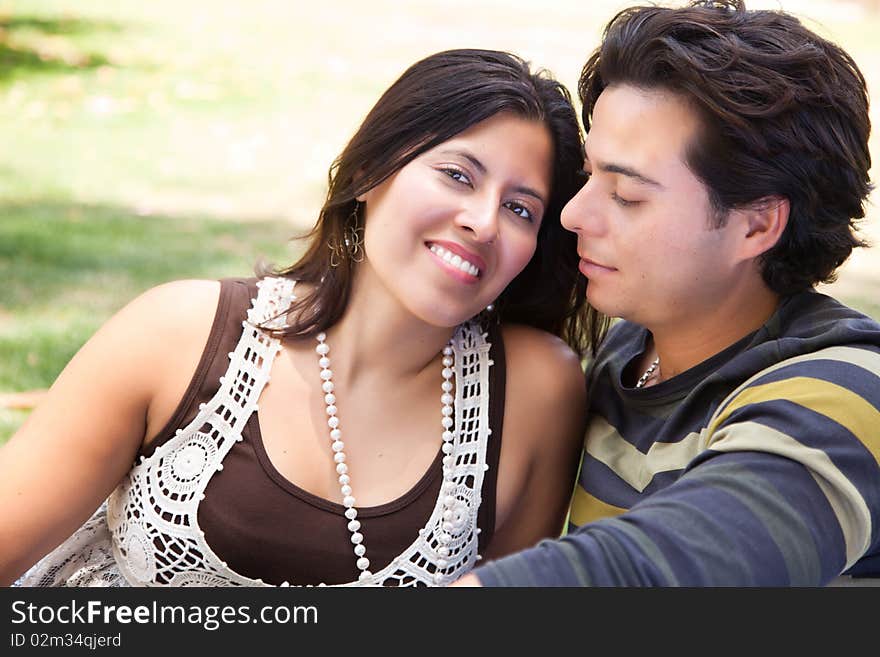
[612,192,639,207]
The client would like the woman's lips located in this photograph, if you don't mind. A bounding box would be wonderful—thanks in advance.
[426,241,485,285]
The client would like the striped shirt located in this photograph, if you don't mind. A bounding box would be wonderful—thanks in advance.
[476,290,880,585]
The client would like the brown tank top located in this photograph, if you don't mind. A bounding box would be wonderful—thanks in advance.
[141,278,505,585]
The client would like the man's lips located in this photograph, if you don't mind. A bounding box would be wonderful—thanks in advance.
[578,257,617,277]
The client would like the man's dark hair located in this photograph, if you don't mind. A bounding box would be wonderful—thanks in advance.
[579,0,873,295]
[266,48,604,356]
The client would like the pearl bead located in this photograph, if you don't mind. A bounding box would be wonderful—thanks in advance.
[442,443,453,455]
[316,343,329,355]
[343,495,356,507]
[347,519,360,532]
[330,428,341,440]
[437,558,448,568]
[339,474,350,485]
[438,546,449,557]
[442,356,453,367]
[443,346,453,356]
[356,557,370,570]
[441,381,453,392]
[332,440,345,452]
[322,381,334,393]
[326,405,338,416]
[345,507,357,520]
[319,357,330,369]
[358,570,372,581]
[443,509,453,520]
[442,431,453,441]
[317,332,326,341]
[354,544,366,556]
[442,456,453,467]
[442,367,453,379]
[320,369,333,381]
[443,481,456,493]
[441,394,453,406]
[444,495,455,507]
[350,532,363,544]
[328,416,340,429]
[324,393,336,405]
[336,463,348,475]
[334,452,346,464]
[341,484,352,496]
[441,417,453,429]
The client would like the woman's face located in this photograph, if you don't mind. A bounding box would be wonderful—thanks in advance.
[359,112,553,327]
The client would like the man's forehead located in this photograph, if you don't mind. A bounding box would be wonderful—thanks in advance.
[587,85,701,173]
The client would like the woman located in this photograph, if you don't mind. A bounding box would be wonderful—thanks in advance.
[1,49,604,587]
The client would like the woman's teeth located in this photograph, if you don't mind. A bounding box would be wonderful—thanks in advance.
[429,244,480,277]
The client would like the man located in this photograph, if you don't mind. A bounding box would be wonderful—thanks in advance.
[455,0,880,586]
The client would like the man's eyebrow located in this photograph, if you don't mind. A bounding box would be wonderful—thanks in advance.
[591,160,664,188]
[439,149,547,204]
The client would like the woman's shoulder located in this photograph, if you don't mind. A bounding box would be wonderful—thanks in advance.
[112,279,223,354]
[498,323,587,429]
[499,323,585,391]
[130,278,221,310]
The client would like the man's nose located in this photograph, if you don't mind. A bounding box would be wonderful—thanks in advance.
[561,177,605,237]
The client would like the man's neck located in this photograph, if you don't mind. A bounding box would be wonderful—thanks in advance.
[646,285,780,382]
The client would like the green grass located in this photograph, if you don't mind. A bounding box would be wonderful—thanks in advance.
[0,200,298,389]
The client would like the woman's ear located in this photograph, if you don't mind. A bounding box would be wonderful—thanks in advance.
[735,195,789,260]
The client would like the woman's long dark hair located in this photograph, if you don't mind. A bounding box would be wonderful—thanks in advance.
[263,49,607,357]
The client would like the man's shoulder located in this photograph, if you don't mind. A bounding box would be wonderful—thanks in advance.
[712,293,880,438]
[776,289,880,341]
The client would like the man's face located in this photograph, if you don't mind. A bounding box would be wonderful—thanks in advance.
[561,84,741,329]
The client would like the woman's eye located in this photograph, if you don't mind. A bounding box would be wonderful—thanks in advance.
[442,168,472,186]
[611,192,638,207]
[505,202,534,222]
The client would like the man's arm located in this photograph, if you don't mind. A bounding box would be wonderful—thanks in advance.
[466,363,880,587]
[469,448,860,586]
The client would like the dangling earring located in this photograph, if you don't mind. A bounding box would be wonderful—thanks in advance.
[328,201,366,267]
[345,202,365,263]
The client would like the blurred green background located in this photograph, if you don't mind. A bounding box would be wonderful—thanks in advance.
[1,0,879,443]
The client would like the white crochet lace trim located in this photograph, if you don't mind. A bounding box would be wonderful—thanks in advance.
[16,277,494,587]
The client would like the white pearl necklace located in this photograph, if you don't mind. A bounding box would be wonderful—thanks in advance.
[315,332,458,584]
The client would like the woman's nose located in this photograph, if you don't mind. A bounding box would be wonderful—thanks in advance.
[455,200,499,243]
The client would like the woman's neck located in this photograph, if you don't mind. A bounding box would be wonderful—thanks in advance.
[316,270,457,388]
